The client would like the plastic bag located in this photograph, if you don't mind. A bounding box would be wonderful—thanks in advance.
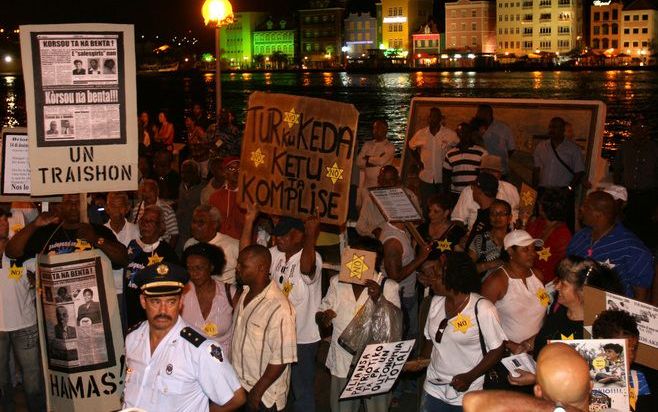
[337,282,403,356]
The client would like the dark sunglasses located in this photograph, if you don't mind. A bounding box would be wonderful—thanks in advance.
[434,318,449,343]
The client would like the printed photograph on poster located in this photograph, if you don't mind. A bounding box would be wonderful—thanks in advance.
[39,257,115,373]
[606,292,658,349]
[31,32,125,147]
[1,128,31,196]
[550,339,629,412]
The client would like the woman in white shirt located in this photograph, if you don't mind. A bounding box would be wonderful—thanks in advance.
[408,252,507,411]
[481,230,548,354]
[181,243,238,357]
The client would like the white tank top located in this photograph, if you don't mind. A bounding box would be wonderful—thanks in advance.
[494,267,547,343]
[380,223,417,298]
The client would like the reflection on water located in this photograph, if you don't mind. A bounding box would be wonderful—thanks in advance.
[2,70,657,158]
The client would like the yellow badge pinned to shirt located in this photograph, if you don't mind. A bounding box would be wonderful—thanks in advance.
[10,224,23,234]
[282,280,293,298]
[536,288,550,307]
[8,263,23,281]
[437,239,452,252]
[451,313,472,334]
[75,239,92,252]
[560,333,574,340]
[203,323,218,337]
[538,247,552,262]
[147,253,164,266]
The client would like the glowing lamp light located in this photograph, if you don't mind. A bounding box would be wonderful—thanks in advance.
[467,53,475,59]
[4,55,12,63]
[341,46,349,52]
[201,53,214,62]
[202,0,234,26]
[454,54,462,59]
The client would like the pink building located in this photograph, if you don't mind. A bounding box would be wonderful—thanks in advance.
[445,0,497,53]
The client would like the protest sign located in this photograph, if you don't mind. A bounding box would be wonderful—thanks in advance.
[338,247,377,285]
[340,340,414,399]
[20,24,138,196]
[36,250,124,411]
[369,187,422,223]
[549,339,630,412]
[605,292,658,349]
[238,92,358,225]
[1,127,30,196]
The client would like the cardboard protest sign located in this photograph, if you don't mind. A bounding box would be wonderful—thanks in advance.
[339,247,377,285]
[340,340,415,399]
[238,92,358,225]
[369,186,422,223]
[36,250,124,411]
[20,24,138,196]
[584,286,658,370]
[518,183,537,225]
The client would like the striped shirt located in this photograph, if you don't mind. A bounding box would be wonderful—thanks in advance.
[567,223,654,298]
[444,145,488,193]
[231,281,297,410]
[131,199,179,241]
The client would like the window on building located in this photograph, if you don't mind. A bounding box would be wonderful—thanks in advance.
[462,10,467,17]
[452,10,457,18]
[624,15,630,21]
[398,7,403,15]
[524,41,532,49]
[472,36,478,46]
[603,12,609,20]
[612,40,618,48]
[624,28,630,34]
[602,24,609,35]
[602,38,609,48]
[505,41,509,48]
[642,28,648,34]
[633,41,638,47]
[558,40,570,48]
[594,12,601,21]
[642,14,648,20]
[388,24,392,32]
[524,14,532,21]
[611,24,618,35]
[505,15,509,21]
[499,28,503,34]
[388,8,393,16]
[462,23,466,31]
[623,41,629,47]
[642,41,648,47]
[559,26,570,34]
[524,27,532,34]
[517,14,520,21]
[472,23,477,31]
[540,13,551,20]
[499,15,503,21]
[633,28,639,34]
[633,15,639,21]
[504,28,508,34]
[472,10,477,17]
[398,23,403,32]
[516,27,520,34]
[499,41,503,47]
[451,23,456,31]
[612,9,618,19]
[540,27,551,34]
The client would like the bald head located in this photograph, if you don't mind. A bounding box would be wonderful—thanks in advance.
[534,343,591,411]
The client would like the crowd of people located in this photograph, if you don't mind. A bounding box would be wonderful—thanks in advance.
[0,102,656,412]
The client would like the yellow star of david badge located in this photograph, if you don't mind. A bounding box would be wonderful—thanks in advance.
[251,148,266,168]
[537,288,550,307]
[203,323,219,337]
[148,253,164,266]
[10,224,23,234]
[75,239,92,252]
[8,263,23,281]
[283,108,300,129]
[560,333,574,340]
[437,239,452,252]
[522,191,535,207]
[345,254,369,280]
[450,313,472,334]
[538,247,552,262]
[325,162,344,184]
[282,280,293,297]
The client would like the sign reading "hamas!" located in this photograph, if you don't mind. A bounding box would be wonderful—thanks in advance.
[239,92,359,225]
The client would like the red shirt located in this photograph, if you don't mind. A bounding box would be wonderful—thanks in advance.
[526,217,572,284]
[208,187,245,240]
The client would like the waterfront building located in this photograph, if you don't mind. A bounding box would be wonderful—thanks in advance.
[496,0,583,56]
[219,11,267,69]
[299,0,345,68]
[621,0,658,60]
[444,0,497,53]
[590,0,623,55]
[253,17,297,68]
[380,0,434,55]
[376,2,384,48]
[344,12,378,59]
[412,22,442,66]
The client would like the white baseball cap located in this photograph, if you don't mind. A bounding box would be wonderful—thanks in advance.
[602,184,628,202]
[503,230,544,250]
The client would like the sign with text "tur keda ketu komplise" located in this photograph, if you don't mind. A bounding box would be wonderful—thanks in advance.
[238,92,358,225]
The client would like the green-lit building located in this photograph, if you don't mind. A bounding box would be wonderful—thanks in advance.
[253,18,297,67]
[220,11,267,68]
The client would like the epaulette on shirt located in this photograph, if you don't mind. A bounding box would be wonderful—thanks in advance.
[126,321,143,335]
[181,327,207,347]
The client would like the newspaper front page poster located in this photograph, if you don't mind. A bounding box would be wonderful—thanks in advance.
[20,24,138,196]
[37,250,124,411]
[1,127,30,196]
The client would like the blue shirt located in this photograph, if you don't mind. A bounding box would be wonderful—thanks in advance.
[567,223,654,298]
[482,119,515,175]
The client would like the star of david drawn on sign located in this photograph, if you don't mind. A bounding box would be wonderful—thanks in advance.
[339,248,376,285]
[325,162,344,184]
[522,190,536,207]
[345,254,369,280]
[251,148,266,168]
[283,108,300,129]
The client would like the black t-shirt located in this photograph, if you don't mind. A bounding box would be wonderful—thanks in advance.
[464,207,492,250]
[124,239,180,328]
[416,222,466,260]
[533,304,583,359]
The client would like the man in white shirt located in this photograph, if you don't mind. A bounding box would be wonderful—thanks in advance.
[240,211,321,412]
[105,192,140,247]
[184,204,239,284]
[408,107,459,206]
[124,262,245,412]
[356,118,396,208]
[452,155,520,230]
[131,179,179,248]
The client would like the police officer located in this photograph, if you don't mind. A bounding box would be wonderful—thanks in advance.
[123,263,246,411]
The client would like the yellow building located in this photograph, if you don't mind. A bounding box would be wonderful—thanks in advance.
[496,0,583,56]
[381,0,433,54]
[621,0,658,60]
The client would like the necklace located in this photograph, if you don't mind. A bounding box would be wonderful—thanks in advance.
[588,224,615,257]
[447,294,470,318]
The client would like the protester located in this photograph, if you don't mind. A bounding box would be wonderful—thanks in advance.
[416,194,465,258]
[124,262,245,411]
[468,199,512,279]
[461,172,499,250]
[181,243,237,358]
[408,107,459,206]
[131,179,179,248]
[201,156,224,205]
[176,160,204,254]
[474,105,515,178]
[525,188,572,284]
[407,252,507,411]
[184,204,239,284]
[105,191,140,247]
[356,118,395,208]
[154,111,175,149]
[481,230,546,354]
[0,210,45,412]
[138,111,156,151]
[214,109,242,158]
[192,103,210,130]
[231,245,297,412]
[316,237,401,412]
[153,150,181,202]
[567,190,654,301]
[208,157,244,240]
[443,122,488,196]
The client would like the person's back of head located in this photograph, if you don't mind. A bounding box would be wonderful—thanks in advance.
[534,343,591,411]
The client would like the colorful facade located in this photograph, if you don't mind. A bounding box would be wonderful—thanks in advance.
[380,0,433,54]
[219,11,267,68]
[299,1,345,67]
[445,0,497,53]
[412,22,442,66]
[343,12,378,58]
[621,0,658,59]
[253,18,297,66]
[590,0,623,54]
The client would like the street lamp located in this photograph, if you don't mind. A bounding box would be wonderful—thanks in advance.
[202,0,234,123]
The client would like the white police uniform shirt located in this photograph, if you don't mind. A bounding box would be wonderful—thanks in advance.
[124,317,241,412]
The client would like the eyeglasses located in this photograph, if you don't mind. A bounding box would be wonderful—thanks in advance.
[434,318,449,343]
